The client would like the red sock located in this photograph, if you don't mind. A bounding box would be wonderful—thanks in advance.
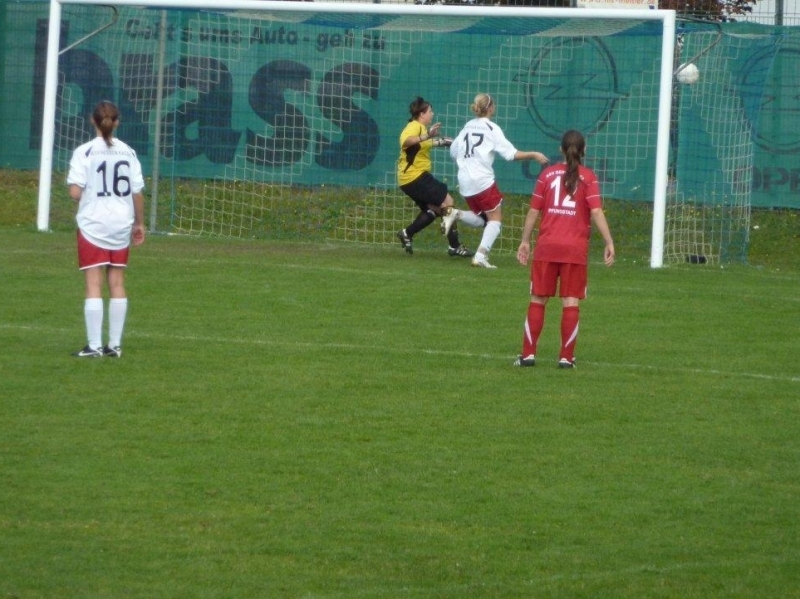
[522,302,545,357]
[560,306,580,361]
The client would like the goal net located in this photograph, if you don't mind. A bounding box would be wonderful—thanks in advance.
[665,22,780,265]
[37,0,736,267]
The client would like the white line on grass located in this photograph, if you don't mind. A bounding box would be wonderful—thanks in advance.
[4,323,800,384]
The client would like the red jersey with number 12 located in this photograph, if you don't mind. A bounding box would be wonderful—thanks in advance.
[530,163,602,265]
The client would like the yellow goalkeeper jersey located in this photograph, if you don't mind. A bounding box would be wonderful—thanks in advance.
[397,120,433,187]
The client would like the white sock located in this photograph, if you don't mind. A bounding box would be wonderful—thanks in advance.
[84,298,103,350]
[108,298,128,348]
[479,220,502,253]
[459,210,485,228]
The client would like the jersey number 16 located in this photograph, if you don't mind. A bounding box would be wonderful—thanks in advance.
[95,160,132,198]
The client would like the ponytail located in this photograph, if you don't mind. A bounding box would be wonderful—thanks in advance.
[560,129,585,195]
[92,100,120,147]
[470,93,494,118]
[408,96,430,122]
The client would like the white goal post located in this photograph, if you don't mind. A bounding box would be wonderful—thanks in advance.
[37,0,677,267]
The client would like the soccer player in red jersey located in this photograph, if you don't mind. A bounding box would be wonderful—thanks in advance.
[514,130,615,369]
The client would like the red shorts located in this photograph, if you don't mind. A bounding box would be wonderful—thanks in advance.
[465,182,503,214]
[531,261,587,299]
[77,230,129,270]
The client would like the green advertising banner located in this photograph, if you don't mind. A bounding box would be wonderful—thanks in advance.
[1,2,798,209]
[752,34,800,203]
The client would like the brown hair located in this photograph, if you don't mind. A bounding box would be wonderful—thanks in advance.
[561,129,586,195]
[470,93,493,117]
[92,100,120,147]
[408,96,431,122]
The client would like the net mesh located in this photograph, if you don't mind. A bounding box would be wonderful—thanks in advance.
[665,24,780,264]
[40,4,779,263]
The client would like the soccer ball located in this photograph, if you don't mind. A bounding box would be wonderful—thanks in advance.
[676,63,700,85]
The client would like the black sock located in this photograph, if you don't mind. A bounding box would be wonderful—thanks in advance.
[447,224,461,248]
[406,210,436,238]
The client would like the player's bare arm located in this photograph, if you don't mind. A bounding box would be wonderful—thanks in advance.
[514,150,549,165]
[401,122,442,149]
[591,207,615,266]
[517,208,540,265]
[69,184,83,202]
[132,191,146,246]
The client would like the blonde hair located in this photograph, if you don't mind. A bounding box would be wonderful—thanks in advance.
[470,93,494,117]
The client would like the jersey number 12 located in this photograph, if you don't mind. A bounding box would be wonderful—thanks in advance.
[551,176,576,208]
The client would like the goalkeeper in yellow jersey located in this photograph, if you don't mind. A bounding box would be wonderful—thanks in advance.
[396,96,472,258]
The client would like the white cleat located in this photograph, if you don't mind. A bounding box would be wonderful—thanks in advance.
[440,207,460,236]
[471,253,497,269]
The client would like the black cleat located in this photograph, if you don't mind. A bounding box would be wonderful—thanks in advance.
[397,230,413,254]
[513,355,536,367]
[103,346,122,358]
[448,245,474,258]
[73,345,103,358]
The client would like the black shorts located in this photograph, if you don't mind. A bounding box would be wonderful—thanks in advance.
[400,172,448,211]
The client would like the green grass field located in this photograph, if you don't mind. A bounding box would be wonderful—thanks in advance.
[2,170,799,598]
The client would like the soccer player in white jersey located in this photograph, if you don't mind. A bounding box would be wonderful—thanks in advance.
[445,93,549,268]
[67,100,145,358]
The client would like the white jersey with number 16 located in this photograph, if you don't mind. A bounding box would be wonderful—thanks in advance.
[67,137,145,250]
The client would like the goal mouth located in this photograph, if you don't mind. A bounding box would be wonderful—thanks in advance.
[33,1,778,265]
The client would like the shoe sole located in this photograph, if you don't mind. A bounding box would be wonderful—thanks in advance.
[440,212,458,236]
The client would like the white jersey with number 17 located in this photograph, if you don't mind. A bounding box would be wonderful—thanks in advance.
[67,136,145,250]
[450,117,518,197]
